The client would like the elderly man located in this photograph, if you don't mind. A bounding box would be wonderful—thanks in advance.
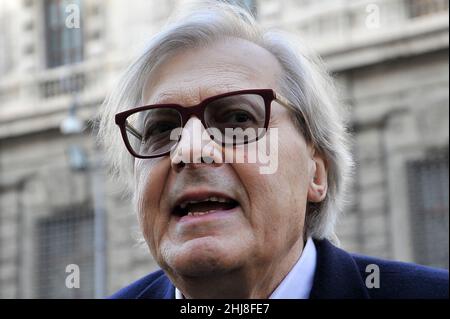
[98,1,448,299]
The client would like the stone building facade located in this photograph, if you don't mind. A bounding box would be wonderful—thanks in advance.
[0,0,448,298]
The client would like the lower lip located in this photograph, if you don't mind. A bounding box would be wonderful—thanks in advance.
[176,206,240,224]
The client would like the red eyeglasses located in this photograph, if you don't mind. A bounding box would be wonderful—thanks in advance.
[115,89,311,159]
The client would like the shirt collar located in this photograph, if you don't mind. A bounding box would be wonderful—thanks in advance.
[175,237,317,299]
[269,237,317,299]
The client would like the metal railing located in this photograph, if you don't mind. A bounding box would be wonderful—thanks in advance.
[0,59,106,110]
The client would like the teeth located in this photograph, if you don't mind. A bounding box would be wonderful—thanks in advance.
[187,211,213,217]
[179,196,232,209]
[209,196,230,203]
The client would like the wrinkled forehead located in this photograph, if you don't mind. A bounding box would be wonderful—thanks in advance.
[142,37,283,107]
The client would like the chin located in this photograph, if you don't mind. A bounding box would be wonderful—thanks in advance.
[163,237,244,277]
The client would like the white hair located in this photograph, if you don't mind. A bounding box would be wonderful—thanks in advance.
[97,0,354,243]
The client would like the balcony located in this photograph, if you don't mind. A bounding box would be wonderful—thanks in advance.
[0,59,113,138]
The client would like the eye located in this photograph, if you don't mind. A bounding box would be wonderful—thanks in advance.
[145,122,177,138]
[230,112,252,122]
[222,110,255,124]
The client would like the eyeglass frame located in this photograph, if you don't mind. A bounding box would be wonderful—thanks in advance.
[114,88,313,159]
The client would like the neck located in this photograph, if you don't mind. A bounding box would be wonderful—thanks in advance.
[171,236,305,299]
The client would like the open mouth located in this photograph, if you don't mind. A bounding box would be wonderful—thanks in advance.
[172,196,239,218]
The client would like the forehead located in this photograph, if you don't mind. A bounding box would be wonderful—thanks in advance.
[143,37,282,106]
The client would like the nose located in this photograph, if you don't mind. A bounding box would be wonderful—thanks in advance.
[170,117,224,172]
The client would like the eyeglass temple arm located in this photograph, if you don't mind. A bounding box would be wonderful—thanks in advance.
[274,92,315,144]
[274,92,298,113]
[125,120,143,140]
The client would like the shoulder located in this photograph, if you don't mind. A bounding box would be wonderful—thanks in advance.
[312,239,448,299]
[108,269,174,299]
[351,253,449,299]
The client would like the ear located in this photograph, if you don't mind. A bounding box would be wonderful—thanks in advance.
[307,148,328,203]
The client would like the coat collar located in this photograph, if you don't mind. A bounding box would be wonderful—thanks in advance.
[309,239,370,299]
[136,272,175,299]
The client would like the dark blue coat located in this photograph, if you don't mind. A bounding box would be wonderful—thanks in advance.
[109,239,449,299]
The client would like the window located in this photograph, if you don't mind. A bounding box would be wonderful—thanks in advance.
[407,150,449,269]
[35,205,94,298]
[44,0,83,68]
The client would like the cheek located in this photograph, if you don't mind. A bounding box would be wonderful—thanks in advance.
[134,159,170,249]
[279,138,311,189]
[275,130,312,236]
[230,127,310,241]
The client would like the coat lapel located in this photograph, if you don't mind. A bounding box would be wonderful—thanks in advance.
[136,272,175,299]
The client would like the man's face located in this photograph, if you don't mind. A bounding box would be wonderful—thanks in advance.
[135,38,326,286]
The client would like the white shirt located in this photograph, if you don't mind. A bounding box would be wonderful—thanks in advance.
[175,237,317,299]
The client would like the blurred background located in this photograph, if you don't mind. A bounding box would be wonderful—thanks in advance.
[0,0,448,298]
